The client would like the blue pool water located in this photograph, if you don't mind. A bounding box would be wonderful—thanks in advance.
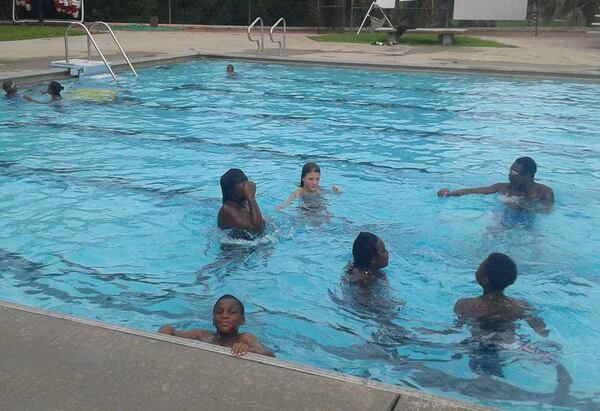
[1,61,599,410]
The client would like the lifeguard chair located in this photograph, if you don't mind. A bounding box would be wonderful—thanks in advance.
[357,0,395,34]
[356,0,416,42]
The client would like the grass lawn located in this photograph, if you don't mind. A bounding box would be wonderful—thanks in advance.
[308,32,515,47]
[495,20,582,28]
[0,25,85,41]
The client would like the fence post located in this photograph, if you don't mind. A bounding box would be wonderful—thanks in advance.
[534,0,540,36]
[445,0,450,28]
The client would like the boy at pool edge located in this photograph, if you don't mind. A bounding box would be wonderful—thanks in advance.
[158,294,275,358]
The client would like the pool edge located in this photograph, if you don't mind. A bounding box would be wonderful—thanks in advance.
[0,299,491,411]
[2,51,600,84]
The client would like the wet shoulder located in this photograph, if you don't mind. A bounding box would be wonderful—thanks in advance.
[535,182,555,202]
[454,297,479,317]
[493,182,511,193]
[345,265,367,284]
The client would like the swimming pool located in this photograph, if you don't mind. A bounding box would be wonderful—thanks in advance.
[1,60,599,410]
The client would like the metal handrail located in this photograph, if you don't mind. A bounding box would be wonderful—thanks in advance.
[247,17,264,54]
[269,18,287,56]
[64,22,117,82]
[87,22,137,77]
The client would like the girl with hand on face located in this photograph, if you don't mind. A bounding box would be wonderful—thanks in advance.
[276,162,341,210]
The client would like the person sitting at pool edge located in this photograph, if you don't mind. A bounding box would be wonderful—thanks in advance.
[277,162,341,210]
[3,80,18,97]
[218,168,265,234]
[346,232,389,285]
[23,81,64,104]
[158,294,275,357]
[455,252,549,340]
[437,157,554,206]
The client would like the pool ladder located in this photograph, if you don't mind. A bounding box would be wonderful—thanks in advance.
[61,21,138,82]
[248,17,287,56]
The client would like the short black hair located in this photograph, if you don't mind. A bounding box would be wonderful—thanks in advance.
[2,80,16,93]
[220,168,248,204]
[48,81,64,96]
[515,157,537,177]
[480,253,517,291]
[352,232,380,269]
[213,294,245,316]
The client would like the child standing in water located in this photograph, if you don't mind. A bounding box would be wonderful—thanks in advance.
[345,232,389,285]
[158,294,275,357]
[454,252,549,341]
[277,162,341,210]
[23,81,63,104]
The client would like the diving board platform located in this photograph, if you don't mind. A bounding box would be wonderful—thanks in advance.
[51,58,113,76]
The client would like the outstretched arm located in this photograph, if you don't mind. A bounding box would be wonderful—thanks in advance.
[158,324,213,341]
[276,189,301,210]
[23,95,51,104]
[437,183,507,198]
[522,304,550,337]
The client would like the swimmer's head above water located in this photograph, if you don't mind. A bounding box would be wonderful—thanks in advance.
[213,294,245,334]
[476,252,517,293]
[352,232,389,271]
[45,81,64,100]
[509,157,537,186]
[220,168,248,204]
[300,162,321,193]
[2,80,17,97]
[226,64,235,74]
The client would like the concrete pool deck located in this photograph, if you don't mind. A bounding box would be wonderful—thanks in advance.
[1,26,600,81]
[0,301,488,410]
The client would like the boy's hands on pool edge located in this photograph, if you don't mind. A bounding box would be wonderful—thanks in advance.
[158,324,174,335]
[231,333,260,357]
[231,341,251,357]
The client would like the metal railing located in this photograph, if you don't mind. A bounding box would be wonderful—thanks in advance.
[86,22,137,77]
[64,22,117,82]
[269,17,287,56]
[247,17,264,54]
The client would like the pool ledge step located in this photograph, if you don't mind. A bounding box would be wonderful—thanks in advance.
[0,300,489,411]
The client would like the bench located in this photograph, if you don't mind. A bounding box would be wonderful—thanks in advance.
[405,28,467,46]
[374,27,401,43]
